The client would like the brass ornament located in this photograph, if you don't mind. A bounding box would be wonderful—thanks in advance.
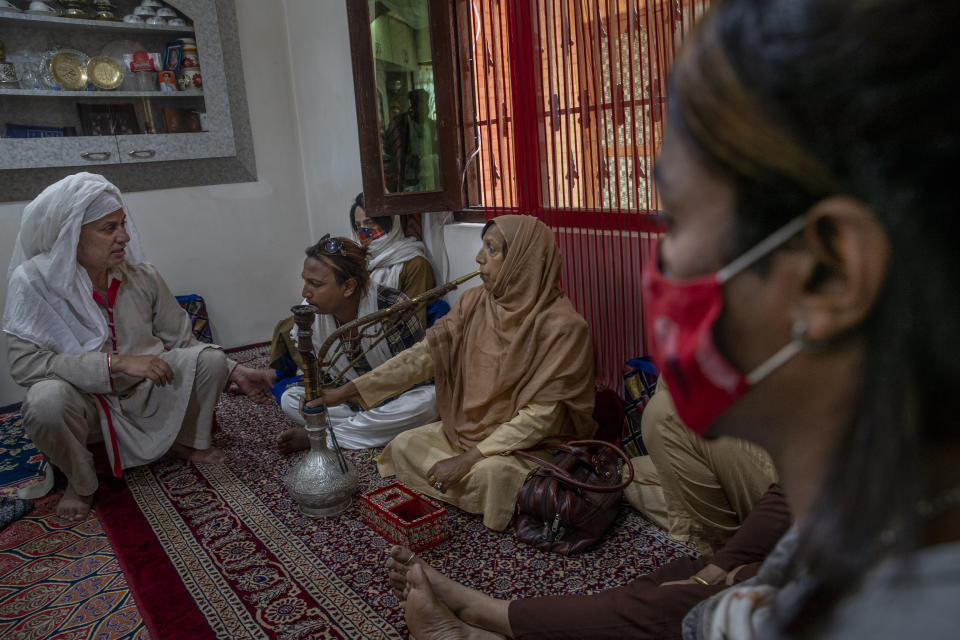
[87,56,123,90]
[51,53,87,90]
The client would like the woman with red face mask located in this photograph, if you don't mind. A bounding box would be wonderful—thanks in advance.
[380,1,960,638]
[348,192,435,317]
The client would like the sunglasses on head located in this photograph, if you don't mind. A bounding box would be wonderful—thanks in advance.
[316,233,346,256]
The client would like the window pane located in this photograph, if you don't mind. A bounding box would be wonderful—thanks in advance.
[369,0,440,194]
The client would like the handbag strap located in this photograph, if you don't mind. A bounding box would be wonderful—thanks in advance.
[515,439,635,493]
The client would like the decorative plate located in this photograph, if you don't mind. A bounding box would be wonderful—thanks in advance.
[39,48,89,90]
[51,53,87,90]
[87,56,123,90]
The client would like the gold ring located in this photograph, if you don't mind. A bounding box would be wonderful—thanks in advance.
[428,474,436,483]
[404,552,416,566]
[689,575,709,586]
[433,482,442,490]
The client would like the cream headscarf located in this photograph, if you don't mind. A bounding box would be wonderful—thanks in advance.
[3,172,145,354]
[427,214,596,449]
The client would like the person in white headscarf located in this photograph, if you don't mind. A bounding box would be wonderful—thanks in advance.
[3,173,272,521]
[348,193,435,308]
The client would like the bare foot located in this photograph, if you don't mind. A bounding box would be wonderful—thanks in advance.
[277,427,310,455]
[169,442,227,464]
[404,565,504,639]
[388,546,465,604]
[56,483,94,521]
[388,546,510,632]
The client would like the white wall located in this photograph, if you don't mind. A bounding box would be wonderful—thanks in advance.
[0,0,482,407]
[0,0,317,406]
[282,0,364,240]
[443,222,484,306]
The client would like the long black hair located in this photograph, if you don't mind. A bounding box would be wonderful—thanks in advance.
[671,0,959,635]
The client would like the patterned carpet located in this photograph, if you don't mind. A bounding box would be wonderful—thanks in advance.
[2,345,698,639]
[110,346,697,639]
[0,412,48,500]
[0,493,147,640]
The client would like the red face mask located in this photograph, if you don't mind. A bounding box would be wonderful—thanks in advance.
[356,225,385,246]
[641,216,807,435]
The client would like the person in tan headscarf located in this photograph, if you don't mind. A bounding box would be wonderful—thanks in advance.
[319,214,596,530]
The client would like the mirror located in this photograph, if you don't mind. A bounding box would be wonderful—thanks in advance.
[369,0,440,194]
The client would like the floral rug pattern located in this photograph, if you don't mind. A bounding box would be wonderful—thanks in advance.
[0,412,48,500]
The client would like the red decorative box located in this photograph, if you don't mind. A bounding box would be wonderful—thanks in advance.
[359,482,449,552]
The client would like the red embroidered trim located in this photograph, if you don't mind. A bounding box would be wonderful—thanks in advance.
[94,394,123,478]
[93,278,122,354]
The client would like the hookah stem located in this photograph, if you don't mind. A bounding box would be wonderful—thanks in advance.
[307,270,481,473]
[328,425,348,473]
[315,269,481,362]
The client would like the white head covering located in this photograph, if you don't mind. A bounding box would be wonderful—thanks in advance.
[3,172,146,354]
[360,215,428,290]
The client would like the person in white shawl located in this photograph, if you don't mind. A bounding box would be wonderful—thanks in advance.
[3,173,272,521]
[277,234,437,453]
[349,193,435,322]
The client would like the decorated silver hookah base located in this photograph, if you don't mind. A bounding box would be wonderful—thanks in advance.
[283,411,359,518]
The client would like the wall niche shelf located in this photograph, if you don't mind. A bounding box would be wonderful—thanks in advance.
[0,10,195,34]
[0,0,256,196]
[0,88,203,98]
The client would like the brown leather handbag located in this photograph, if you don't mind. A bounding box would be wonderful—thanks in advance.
[514,440,634,555]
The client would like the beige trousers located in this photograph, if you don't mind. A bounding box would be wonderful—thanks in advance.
[378,421,536,531]
[624,380,777,553]
[21,348,226,496]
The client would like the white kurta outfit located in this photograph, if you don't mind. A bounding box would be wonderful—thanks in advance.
[363,217,430,290]
[279,284,437,449]
[6,263,230,493]
[3,173,230,495]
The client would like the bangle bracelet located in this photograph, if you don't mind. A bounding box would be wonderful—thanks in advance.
[690,575,710,586]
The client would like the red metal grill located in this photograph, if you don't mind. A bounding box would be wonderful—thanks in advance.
[467,0,710,389]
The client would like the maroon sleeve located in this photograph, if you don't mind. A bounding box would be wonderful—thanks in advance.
[509,557,723,640]
[708,483,792,572]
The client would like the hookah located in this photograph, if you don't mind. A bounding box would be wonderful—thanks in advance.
[284,269,482,517]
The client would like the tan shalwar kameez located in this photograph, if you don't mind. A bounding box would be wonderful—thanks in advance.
[624,377,777,553]
[353,215,597,531]
[7,262,230,494]
[357,340,566,530]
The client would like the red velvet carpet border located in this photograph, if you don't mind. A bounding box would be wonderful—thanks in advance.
[97,477,215,640]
